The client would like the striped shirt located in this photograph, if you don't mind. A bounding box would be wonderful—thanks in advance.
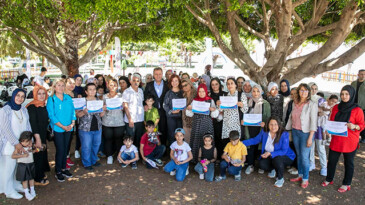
[0,105,32,155]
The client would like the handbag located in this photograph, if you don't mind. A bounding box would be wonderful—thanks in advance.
[46,96,55,141]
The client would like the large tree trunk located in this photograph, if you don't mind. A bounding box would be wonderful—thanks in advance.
[63,20,80,77]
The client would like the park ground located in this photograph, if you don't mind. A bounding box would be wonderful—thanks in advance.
[1,141,365,205]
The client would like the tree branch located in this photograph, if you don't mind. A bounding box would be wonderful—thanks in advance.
[293,0,309,8]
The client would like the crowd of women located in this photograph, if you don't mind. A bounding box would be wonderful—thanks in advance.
[0,66,364,200]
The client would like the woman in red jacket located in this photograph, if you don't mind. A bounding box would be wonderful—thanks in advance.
[321,85,364,192]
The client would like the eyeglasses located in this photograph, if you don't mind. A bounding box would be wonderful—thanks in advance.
[299,90,309,93]
[182,84,188,87]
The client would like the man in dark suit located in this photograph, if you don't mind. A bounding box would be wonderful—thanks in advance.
[144,67,169,145]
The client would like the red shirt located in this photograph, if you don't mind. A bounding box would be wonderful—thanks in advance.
[140,133,159,156]
[329,105,364,153]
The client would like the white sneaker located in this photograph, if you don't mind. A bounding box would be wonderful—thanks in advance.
[25,193,35,201]
[268,169,276,178]
[170,170,176,176]
[199,173,204,180]
[107,156,113,164]
[258,169,264,174]
[30,189,36,197]
[75,150,81,159]
[7,192,23,199]
[245,165,254,175]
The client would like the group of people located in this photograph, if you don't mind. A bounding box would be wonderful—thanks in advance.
[0,67,364,201]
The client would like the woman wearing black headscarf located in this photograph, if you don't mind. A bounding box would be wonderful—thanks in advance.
[321,85,364,193]
[0,88,32,199]
[210,77,227,159]
[280,79,291,123]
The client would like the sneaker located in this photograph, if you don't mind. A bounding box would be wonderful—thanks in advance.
[170,170,176,176]
[199,173,204,180]
[107,156,113,164]
[215,175,226,182]
[121,163,128,168]
[30,189,36,197]
[274,178,285,188]
[245,165,254,175]
[309,163,315,171]
[155,159,163,166]
[66,164,71,170]
[84,166,94,171]
[93,162,101,167]
[67,158,75,166]
[268,170,276,178]
[61,170,73,178]
[235,171,241,181]
[55,172,65,182]
[75,150,81,159]
[25,193,35,201]
[320,168,327,176]
[131,163,137,170]
[258,169,264,174]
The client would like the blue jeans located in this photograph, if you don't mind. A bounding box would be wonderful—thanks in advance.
[194,163,215,182]
[53,131,72,173]
[145,145,166,169]
[292,129,313,180]
[164,160,189,182]
[79,130,102,167]
[121,152,137,165]
[220,160,242,177]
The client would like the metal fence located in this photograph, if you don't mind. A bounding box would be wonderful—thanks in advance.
[321,71,357,84]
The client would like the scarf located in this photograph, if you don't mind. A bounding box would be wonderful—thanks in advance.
[248,84,264,114]
[5,88,26,111]
[243,80,255,98]
[194,84,212,102]
[279,79,291,97]
[335,85,359,122]
[26,85,48,108]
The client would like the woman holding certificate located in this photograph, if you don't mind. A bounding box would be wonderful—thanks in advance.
[46,79,76,182]
[321,85,364,192]
[102,79,125,165]
[181,79,197,144]
[242,84,271,175]
[285,83,318,189]
[186,84,219,162]
[163,74,184,146]
[76,83,106,171]
[218,78,248,147]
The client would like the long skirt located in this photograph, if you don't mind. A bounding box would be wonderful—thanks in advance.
[190,114,214,163]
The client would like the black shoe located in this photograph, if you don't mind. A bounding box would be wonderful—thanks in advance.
[55,172,65,182]
[84,166,94,171]
[93,162,101,167]
[61,170,73,178]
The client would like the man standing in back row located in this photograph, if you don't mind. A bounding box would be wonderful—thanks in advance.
[144,67,169,146]
[351,69,365,143]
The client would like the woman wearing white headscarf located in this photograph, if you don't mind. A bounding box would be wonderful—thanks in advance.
[243,84,272,175]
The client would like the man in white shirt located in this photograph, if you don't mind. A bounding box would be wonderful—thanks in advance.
[123,73,145,147]
[33,67,47,86]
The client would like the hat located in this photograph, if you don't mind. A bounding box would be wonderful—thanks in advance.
[174,128,185,135]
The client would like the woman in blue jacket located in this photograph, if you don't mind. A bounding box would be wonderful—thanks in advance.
[46,79,77,182]
[243,116,296,188]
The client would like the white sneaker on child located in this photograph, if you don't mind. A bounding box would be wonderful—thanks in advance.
[245,165,254,175]
[107,156,113,164]
[25,192,35,201]
[30,187,36,197]
[170,170,176,176]
[75,150,81,159]
[199,173,204,180]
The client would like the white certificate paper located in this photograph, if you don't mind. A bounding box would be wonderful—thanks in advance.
[243,114,262,126]
[106,98,123,110]
[73,98,86,110]
[325,121,348,137]
[172,98,187,110]
[87,100,104,113]
[219,96,238,109]
[192,100,210,115]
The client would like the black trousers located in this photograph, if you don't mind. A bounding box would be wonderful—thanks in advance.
[289,141,298,169]
[213,119,223,160]
[158,108,168,146]
[103,126,125,157]
[326,148,357,185]
[259,156,293,179]
[166,117,182,146]
[54,131,72,173]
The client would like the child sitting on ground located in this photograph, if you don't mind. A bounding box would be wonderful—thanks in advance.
[163,128,193,182]
[144,95,160,131]
[117,136,139,169]
[11,131,37,201]
[194,134,217,182]
[140,121,166,168]
[215,130,247,182]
